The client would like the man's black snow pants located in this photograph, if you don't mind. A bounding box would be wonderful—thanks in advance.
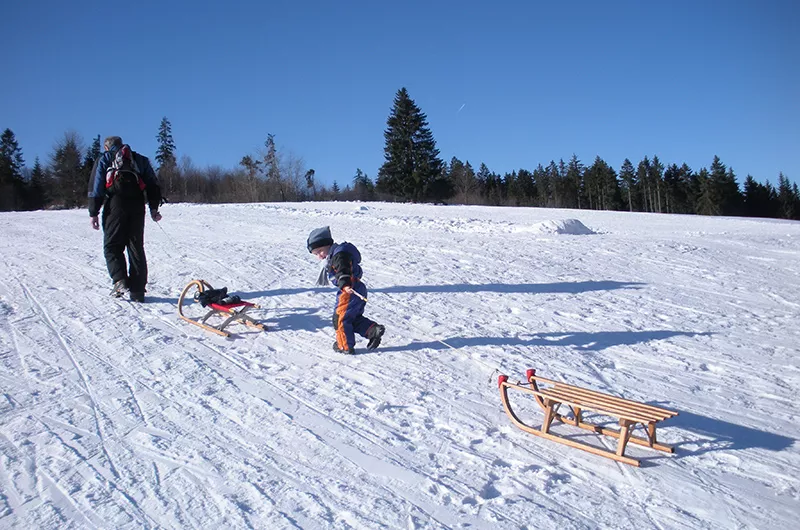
[102,194,147,293]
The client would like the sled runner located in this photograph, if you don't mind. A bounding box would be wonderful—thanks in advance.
[498,369,678,466]
[178,279,266,337]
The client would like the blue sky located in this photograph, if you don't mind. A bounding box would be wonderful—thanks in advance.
[3,0,798,188]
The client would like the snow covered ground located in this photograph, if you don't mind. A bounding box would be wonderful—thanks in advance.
[1,201,799,529]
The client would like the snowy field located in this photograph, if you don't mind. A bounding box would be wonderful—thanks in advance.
[1,201,799,529]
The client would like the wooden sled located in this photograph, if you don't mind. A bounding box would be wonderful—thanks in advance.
[178,279,266,337]
[498,369,678,466]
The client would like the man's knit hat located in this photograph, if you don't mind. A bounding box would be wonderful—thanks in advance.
[307,226,333,252]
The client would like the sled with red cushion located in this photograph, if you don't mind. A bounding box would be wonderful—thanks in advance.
[178,279,266,337]
[498,368,678,466]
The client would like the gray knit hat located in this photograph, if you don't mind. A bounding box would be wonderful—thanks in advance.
[307,226,333,252]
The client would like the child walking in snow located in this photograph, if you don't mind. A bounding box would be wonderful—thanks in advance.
[307,226,385,355]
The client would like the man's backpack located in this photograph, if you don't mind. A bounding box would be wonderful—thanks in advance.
[105,145,146,197]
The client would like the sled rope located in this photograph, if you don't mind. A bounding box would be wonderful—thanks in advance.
[375,291,507,383]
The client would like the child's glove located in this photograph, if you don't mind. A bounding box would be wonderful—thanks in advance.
[336,274,352,290]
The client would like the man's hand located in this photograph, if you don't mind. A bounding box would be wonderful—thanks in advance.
[151,211,162,222]
[91,216,100,230]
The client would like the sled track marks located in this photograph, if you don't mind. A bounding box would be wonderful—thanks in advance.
[183,326,539,528]
[18,281,121,482]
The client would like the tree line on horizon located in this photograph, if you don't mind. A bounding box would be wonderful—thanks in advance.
[2,88,798,220]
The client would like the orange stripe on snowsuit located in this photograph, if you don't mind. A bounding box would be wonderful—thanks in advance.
[335,289,351,349]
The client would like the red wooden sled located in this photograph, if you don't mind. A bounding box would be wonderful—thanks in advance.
[178,279,266,337]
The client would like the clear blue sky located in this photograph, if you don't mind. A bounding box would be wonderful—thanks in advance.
[3,0,798,187]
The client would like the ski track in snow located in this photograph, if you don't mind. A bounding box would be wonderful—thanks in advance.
[1,202,799,529]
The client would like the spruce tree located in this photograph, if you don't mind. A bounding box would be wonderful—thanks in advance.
[29,156,48,210]
[156,117,180,199]
[476,163,491,204]
[89,135,101,161]
[585,156,619,210]
[743,175,776,218]
[708,156,742,215]
[516,168,536,206]
[0,128,26,211]
[566,154,584,208]
[777,173,797,219]
[50,132,86,209]
[637,156,652,212]
[619,158,636,212]
[156,117,177,170]
[352,168,374,201]
[264,133,285,201]
[82,135,101,190]
[649,155,665,213]
[376,88,444,202]
[533,164,551,207]
[449,157,479,205]
[695,167,718,215]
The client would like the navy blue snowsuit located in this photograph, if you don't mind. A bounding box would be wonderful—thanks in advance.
[327,242,377,350]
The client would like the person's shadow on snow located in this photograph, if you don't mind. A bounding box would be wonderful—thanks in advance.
[238,280,645,299]
[377,330,709,353]
[256,306,328,332]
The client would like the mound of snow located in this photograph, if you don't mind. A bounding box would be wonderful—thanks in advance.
[514,218,595,235]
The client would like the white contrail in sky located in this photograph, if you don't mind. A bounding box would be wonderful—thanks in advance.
[457,103,466,114]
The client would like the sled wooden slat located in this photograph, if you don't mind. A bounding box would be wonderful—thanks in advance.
[538,388,657,425]
[531,374,677,417]
[498,369,678,466]
[545,384,676,421]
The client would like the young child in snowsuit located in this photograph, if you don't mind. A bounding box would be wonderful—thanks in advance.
[307,226,385,355]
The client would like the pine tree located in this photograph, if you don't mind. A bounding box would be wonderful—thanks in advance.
[475,163,491,204]
[0,128,26,211]
[263,133,285,201]
[619,158,636,212]
[793,183,800,220]
[565,154,584,208]
[376,88,444,202]
[553,160,566,208]
[28,156,48,209]
[88,135,101,160]
[584,156,620,210]
[505,170,520,205]
[239,155,263,202]
[533,164,551,207]
[777,173,797,219]
[516,168,536,206]
[155,117,180,199]
[81,136,100,191]
[156,117,177,170]
[708,156,742,215]
[636,156,652,212]
[695,167,718,215]
[649,156,665,213]
[50,131,86,209]
[449,157,479,205]
[742,175,777,218]
[352,168,374,201]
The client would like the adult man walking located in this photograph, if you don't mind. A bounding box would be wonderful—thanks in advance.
[88,136,162,302]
